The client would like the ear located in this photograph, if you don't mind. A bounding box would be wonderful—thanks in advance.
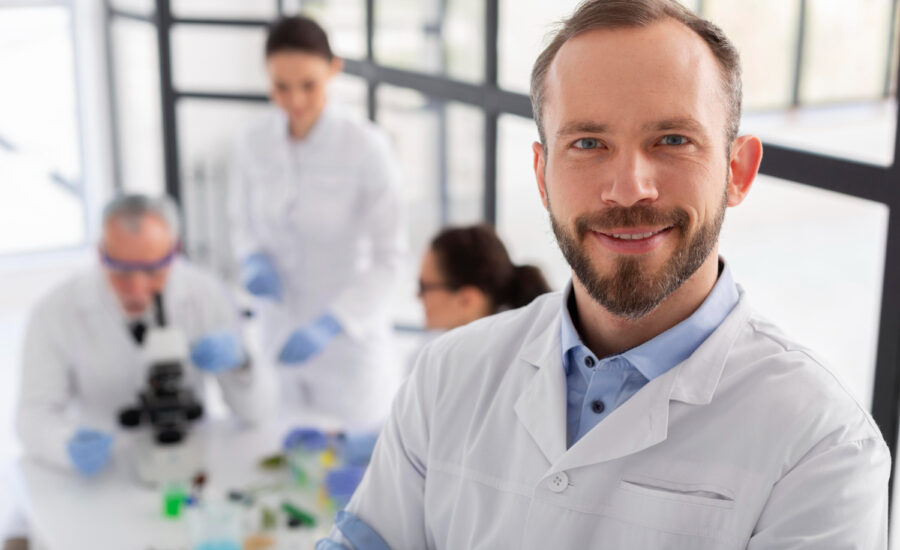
[532,141,549,210]
[456,284,488,313]
[726,135,762,207]
[330,56,344,75]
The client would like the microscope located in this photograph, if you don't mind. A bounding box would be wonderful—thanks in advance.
[119,294,205,486]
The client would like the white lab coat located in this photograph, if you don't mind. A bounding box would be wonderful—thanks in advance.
[229,103,406,427]
[15,260,271,472]
[343,288,890,549]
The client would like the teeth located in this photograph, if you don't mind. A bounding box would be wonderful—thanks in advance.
[609,229,665,240]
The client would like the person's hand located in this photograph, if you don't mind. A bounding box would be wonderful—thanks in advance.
[242,253,281,299]
[190,331,246,373]
[279,314,342,365]
[315,510,392,550]
[66,428,114,477]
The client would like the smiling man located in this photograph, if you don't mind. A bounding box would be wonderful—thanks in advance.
[319,1,890,548]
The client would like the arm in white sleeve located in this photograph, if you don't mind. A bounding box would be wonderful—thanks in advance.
[15,303,78,471]
[747,435,890,549]
[326,343,436,549]
[329,133,408,340]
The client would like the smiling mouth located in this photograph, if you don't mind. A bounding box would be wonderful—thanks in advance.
[598,227,673,241]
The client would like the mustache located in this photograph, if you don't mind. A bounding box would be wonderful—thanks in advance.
[574,205,689,237]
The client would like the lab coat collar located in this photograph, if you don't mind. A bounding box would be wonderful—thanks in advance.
[274,101,338,146]
[515,286,752,474]
[515,304,569,467]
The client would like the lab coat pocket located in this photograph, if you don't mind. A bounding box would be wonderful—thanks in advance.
[600,475,736,545]
[619,475,735,510]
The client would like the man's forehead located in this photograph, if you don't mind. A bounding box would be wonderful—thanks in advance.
[543,19,727,133]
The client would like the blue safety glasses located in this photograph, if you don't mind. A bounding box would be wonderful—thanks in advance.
[100,247,177,275]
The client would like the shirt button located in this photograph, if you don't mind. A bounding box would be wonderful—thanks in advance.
[591,400,605,414]
[584,356,595,368]
[547,472,569,493]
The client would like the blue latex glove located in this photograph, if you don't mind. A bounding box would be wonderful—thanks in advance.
[242,252,281,299]
[66,428,113,477]
[315,510,391,550]
[283,427,329,452]
[279,314,342,365]
[190,331,246,373]
[340,431,379,466]
[325,466,366,506]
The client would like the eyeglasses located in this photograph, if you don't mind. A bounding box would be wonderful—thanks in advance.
[101,247,177,276]
[417,279,454,296]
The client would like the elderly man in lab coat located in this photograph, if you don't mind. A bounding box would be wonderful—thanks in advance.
[15,194,270,479]
[319,1,890,549]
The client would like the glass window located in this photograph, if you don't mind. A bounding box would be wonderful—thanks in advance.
[330,73,369,121]
[702,0,801,110]
[110,0,154,16]
[0,5,86,255]
[171,25,268,94]
[375,0,484,83]
[741,102,896,166]
[376,86,485,324]
[172,0,278,19]
[498,0,581,94]
[719,175,886,410]
[111,18,165,195]
[800,0,893,105]
[496,114,567,291]
[446,103,485,225]
[176,99,272,278]
[300,0,367,61]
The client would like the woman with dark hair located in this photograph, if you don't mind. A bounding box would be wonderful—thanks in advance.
[229,16,406,427]
[418,225,551,330]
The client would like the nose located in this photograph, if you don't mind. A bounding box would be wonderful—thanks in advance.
[122,272,152,298]
[600,148,659,207]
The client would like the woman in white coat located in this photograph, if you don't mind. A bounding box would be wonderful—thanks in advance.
[229,16,406,427]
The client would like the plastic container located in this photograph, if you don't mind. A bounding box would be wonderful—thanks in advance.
[186,499,243,550]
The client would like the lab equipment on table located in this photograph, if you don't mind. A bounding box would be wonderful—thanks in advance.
[186,497,243,550]
[118,294,205,486]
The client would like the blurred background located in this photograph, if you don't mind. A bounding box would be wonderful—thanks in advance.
[1,0,899,540]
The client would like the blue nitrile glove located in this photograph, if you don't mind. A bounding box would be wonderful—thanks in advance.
[190,331,246,373]
[278,314,342,365]
[325,466,366,507]
[283,427,329,452]
[242,252,281,299]
[340,431,379,466]
[315,510,392,550]
[66,428,114,477]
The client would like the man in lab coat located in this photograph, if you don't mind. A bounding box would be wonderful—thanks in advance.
[15,194,270,479]
[319,1,890,549]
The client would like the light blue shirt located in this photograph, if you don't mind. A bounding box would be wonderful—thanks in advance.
[561,260,739,447]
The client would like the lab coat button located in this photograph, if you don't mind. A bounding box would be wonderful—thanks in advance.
[584,356,595,368]
[548,472,569,493]
[591,400,605,414]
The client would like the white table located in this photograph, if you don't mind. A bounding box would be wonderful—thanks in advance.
[13,414,341,550]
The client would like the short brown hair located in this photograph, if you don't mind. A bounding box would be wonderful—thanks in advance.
[530,0,742,146]
[266,16,333,61]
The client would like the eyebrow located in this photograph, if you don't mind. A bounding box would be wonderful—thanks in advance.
[556,121,609,138]
[642,117,706,134]
[555,117,708,138]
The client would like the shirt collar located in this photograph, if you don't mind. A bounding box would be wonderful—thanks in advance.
[559,258,739,381]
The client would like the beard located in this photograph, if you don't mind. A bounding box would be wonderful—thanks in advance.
[550,187,728,320]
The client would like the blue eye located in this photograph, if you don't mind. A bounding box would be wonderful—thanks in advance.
[660,135,689,146]
[574,138,600,150]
